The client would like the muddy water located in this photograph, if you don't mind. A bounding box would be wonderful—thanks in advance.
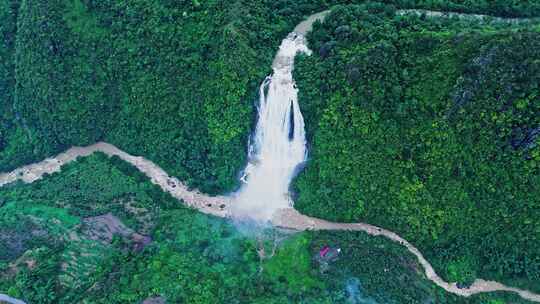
[0,10,539,303]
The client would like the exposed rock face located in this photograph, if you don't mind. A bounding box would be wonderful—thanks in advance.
[131,233,152,252]
[511,126,540,151]
[141,297,166,304]
[450,47,497,114]
[81,213,151,251]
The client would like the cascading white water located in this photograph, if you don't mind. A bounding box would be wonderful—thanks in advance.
[232,32,312,222]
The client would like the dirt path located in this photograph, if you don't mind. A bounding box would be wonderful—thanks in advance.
[0,294,26,304]
[397,9,540,23]
[272,209,540,302]
[1,10,539,304]
[0,142,232,218]
[1,142,539,302]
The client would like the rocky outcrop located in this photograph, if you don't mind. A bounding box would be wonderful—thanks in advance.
[141,297,166,304]
[82,213,151,251]
[511,126,540,151]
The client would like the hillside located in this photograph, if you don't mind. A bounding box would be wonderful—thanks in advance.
[2,1,540,193]
[0,153,535,303]
[293,3,540,293]
[1,1,540,303]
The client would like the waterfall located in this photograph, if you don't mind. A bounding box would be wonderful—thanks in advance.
[232,32,312,222]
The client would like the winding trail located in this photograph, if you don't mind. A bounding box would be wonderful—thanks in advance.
[1,142,539,302]
[1,9,539,304]
[0,294,26,304]
[0,143,229,218]
[397,9,540,23]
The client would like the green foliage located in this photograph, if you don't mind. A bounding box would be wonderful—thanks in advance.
[2,0,540,192]
[447,257,477,286]
[2,202,79,233]
[0,0,39,171]
[11,247,62,304]
[63,0,109,40]
[294,3,540,292]
[264,234,321,294]
[1,1,540,301]
[1,153,535,303]
[1,0,323,194]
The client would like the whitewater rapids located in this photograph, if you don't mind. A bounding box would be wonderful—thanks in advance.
[231,32,312,222]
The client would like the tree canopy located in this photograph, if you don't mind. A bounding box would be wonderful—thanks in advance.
[293,3,540,292]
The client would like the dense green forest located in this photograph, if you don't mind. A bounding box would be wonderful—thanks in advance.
[293,3,540,293]
[0,153,534,303]
[2,1,540,301]
[2,0,540,194]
